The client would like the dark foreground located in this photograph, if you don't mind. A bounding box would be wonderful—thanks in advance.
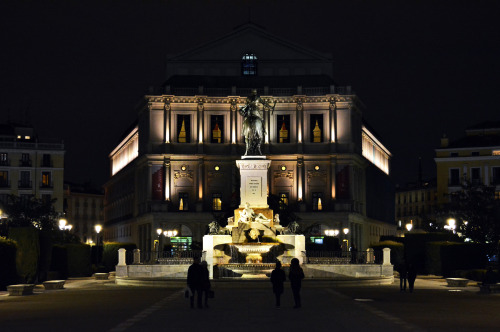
[1,277,499,332]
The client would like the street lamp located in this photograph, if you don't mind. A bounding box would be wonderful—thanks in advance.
[59,218,67,230]
[406,223,413,232]
[94,224,102,267]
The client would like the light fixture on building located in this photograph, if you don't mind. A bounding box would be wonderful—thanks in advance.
[405,223,413,232]
[281,165,286,171]
[164,230,178,237]
[325,229,339,236]
[314,165,320,171]
[181,165,187,171]
[343,228,349,235]
[157,228,163,236]
[214,165,220,171]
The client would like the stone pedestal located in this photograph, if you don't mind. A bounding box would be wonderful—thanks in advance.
[203,234,232,279]
[236,158,271,208]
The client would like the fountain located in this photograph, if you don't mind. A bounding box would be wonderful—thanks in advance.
[203,156,305,279]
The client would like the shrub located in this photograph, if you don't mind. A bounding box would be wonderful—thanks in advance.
[66,244,92,277]
[0,237,17,290]
[102,242,136,272]
[8,227,40,283]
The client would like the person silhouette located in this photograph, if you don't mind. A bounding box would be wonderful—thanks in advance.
[270,260,286,308]
[289,258,305,308]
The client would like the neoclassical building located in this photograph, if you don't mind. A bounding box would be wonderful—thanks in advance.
[103,24,395,252]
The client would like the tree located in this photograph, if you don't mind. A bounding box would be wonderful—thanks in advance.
[440,181,500,252]
[4,195,59,230]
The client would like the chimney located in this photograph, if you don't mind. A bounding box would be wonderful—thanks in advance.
[440,134,449,148]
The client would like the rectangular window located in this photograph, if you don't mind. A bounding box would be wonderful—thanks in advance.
[41,172,52,188]
[449,168,460,186]
[0,171,8,187]
[471,167,481,185]
[177,115,191,143]
[310,114,323,143]
[19,171,31,188]
[312,192,323,211]
[471,151,479,156]
[179,193,189,211]
[0,153,8,166]
[279,192,289,207]
[210,115,224,143]
[42,154,52,167]
[277,115,290,143]
[212,193,222,211]
[20,153,31,167]
[492,167,500,185]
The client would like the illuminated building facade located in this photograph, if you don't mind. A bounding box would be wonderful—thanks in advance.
[435,121,500,205]
[63,183,104,244]
[0,122,65,213]
[395,179,437,231]
[104,24,395,251]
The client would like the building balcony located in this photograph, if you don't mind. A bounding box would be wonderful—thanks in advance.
[18,180,32,189]
[19,160,32,167]
[41,160,53,167]
[40,182,53,189]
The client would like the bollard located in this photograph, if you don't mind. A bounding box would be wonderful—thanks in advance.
[118,248,127,266]
[366,248,375,264]
[382,247,391,266]
[133,249,141,264]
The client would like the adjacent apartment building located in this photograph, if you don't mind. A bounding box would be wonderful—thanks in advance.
[103,24,395,252]
[0,122,65,213]
[435,121,500,205]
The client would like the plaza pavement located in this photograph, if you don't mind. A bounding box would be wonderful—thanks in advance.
[1,275,499,332]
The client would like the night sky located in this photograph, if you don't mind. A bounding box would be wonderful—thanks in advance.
[1,1,499,188]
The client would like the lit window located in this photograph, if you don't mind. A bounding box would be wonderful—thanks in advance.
[312,192,323,211]
[241,53,258,76]
[279,192,289,207]
[179,193,188,211]
[212,194,222,211]
[493,150,500,156]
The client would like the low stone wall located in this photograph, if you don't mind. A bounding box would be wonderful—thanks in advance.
[303,264,393,279]
[116,264,190,279]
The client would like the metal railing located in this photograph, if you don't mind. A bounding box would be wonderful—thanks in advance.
[304,251,367,264]
[136,250,205,265]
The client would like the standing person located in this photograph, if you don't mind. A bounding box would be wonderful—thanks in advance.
[187,256,203,309]
[399,262,407,292]
[200,261,211,308]
[288,258,305,309]
[407,263,417,293]
[270,260,286,309]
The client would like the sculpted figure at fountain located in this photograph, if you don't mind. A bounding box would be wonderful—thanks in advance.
[238,202,271,224]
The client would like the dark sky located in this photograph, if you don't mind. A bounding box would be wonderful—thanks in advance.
[1,1,499,188]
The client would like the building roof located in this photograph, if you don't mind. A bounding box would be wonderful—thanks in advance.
[446,133,500,149]
[163,74,336,89]
[466,120,500,131]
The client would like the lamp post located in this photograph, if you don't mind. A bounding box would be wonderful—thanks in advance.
[405,223,413,232]
[343,227,350,252]
[95,224,102,267]
[156,228,163,262]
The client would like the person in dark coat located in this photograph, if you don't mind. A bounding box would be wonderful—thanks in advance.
[187,256,203,308]
[200,261,211,308]
[270,260,286,308]
[407,263,417,293]
[288,258,305,308]
[399,262,407,292]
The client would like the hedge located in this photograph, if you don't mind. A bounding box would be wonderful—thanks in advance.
[50,243,92,278]
[102,242,137,272]
[0,237,17,290]
[8,227,40,283]
[425,241,487,277]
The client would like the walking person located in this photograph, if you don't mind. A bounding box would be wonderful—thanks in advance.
[288,258,305,308]
[270,260,286,309]
[407,263,417,293]
[187,256,203,309]
[200,261,211,308]
[399,262,407,292]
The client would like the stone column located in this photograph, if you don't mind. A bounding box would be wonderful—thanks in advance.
[382,247,391,265]
[133,249,141,264]
[366,248,374,264]
[118,248,127,266]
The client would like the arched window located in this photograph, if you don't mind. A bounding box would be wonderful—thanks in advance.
[241,53,258,76]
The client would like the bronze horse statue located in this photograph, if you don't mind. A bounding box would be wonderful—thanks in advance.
[239,90,276,155]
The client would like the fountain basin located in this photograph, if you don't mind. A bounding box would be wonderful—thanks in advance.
[233,243,277,263]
